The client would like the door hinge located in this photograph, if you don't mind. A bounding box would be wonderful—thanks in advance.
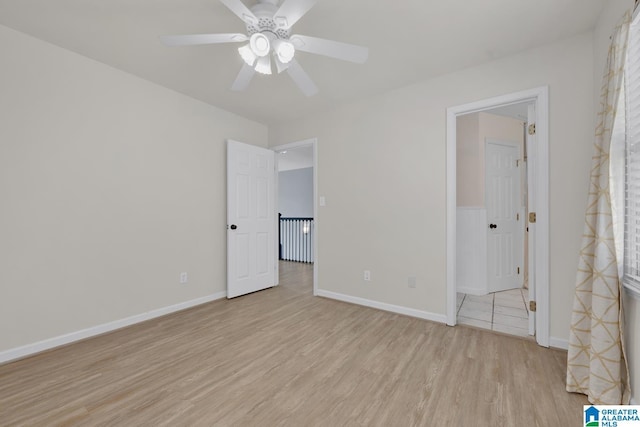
[529,212,537,223]
[528,123,536,135]
[529,301,537,312]
[517,213,520,221]
[516,159,520,167]
[517,267,520,275]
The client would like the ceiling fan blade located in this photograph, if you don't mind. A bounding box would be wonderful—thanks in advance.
[160,33,248,47]
[220,0,258,25]
[274,0,317,29]
[290,35,369,64]
[231,63,256,91]
[286,59,318,97]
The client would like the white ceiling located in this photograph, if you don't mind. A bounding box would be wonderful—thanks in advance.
[0,0,604,125]
[486,102,531,122]
[277,145,313,171]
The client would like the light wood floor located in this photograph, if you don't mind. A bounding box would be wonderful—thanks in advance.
[0,261,587,426]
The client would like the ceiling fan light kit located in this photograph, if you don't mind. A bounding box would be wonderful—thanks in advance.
[254,55,273,75]
[238,44,257,66]
[248,33,271,57]
[161,0,369,96]
[274,40,295,64]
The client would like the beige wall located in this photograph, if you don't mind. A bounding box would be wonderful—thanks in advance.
[456,114,481,206]
[457,112,525,207]
[594,0,639,403]
[0,25,268,353]
[270,32,594,342]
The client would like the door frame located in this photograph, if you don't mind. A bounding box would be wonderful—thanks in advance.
[484,139,524,294]
[446,86,550,347]
[271,138,319,296]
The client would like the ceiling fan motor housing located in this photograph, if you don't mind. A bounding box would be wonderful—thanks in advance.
[247,2,290,40]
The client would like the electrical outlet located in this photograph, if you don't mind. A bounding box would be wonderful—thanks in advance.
[364,270,371,281]
[408,276,417,288]
[180,272,188,284]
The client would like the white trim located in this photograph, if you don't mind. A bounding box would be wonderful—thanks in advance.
[272,138,317,151]
[536,87,551,348]
[317,290,448,324]
[446,105,457,326]
[549,337,569,350]
[272,138,319,296]
[446,86,551,347]
[0,292,226,365]
[273,152,280,286]
[312,141,318,295]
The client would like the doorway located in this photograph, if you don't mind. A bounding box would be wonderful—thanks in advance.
[455,106,529,337]
[272,139,318,295]
[446,87,550,347]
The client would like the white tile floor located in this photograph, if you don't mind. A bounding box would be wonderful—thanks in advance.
[456,288,531,338]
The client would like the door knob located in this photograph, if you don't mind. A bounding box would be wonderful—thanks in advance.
[230,224,237,230]
[489,224,497,229]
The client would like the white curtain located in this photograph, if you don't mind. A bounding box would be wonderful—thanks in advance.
[566,11,632,405]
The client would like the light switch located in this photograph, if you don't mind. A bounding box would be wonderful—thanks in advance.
[319,196,326,207]
[408,276,417,288]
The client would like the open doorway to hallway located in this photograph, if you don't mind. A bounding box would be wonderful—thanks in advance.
[274,141,317,294]
[455,101,533,338]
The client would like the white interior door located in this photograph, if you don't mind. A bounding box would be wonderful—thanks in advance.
[227,140,276,299]
[486,139,524,293]
[526,104,537,336]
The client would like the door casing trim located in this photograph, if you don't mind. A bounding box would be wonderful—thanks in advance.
[446,86,549,347]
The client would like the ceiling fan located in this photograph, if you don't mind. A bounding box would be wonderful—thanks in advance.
[160,0,369,96]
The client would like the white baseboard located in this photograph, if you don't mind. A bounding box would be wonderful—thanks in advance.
[0,291,227,364]
[316,290,447,324]
[549,337,569,350]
